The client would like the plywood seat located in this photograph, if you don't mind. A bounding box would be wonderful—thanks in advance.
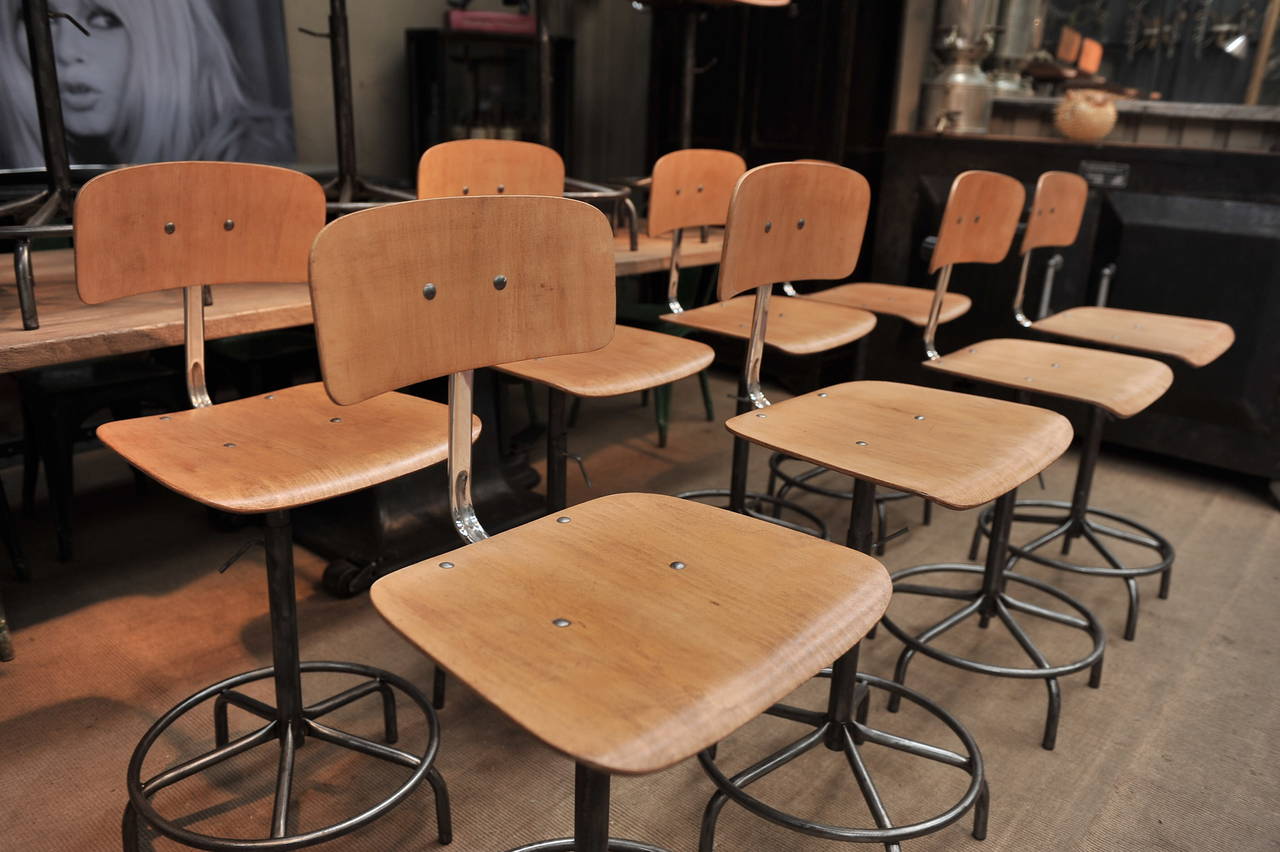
[726,380,1072,510]
[372,492,889,775]
[661,296,876,355]
[803,282,972,326]
[926,338,1173,418]
[497,324,714,397]
[1033,306,1234,368]
[98,382,480,514]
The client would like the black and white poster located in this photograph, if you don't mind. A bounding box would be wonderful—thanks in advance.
[0,0,295,169]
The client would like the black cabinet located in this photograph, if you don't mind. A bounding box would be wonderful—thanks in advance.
[406,29,574,167]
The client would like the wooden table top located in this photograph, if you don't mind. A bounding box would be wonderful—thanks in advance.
[0,230,723,373]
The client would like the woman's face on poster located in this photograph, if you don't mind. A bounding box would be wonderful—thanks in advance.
[15,0,130,139]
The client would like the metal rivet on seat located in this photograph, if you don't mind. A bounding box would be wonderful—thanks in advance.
[1024,376,1034,381]
[330,417,342,423]
[675,188,682,195]
[1050,362,1060,368]
[159,415,171,421]
[462,186,470,195]
[423,283,437,300]
[265,394,275,400]
[223,219,235,231]
[974,215,981,223]
[439,561,454,569]
[855,441,869,446]
[914,415,926,420]
[797,219,806,230]
[764,221,773,233]
[552,618,572,627]
[556,516,572,524]
[224,442,237,448]
[756,413,767,418]
[493,275,508,291]
[817,392,828,398]
[497,184,505,193]
[164,222,176,234]
[696,185,704,193]
[670,561,686,570]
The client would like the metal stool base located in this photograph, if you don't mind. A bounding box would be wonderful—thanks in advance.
[971,499,1174,640]
[677,488,828,538]
[123,661,451,851]
[698,673,987,852]
[505,840,672,851]
[766,454,932,555]
[880,564,1105,750]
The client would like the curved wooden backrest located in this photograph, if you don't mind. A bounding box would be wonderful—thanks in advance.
[717,162,870,301]
[928,171,1025,273]
[310,196,616,406]
[417,139,564,200]
[1078,38,1103,74]
[1022,171,1088,254]
[647,148,747,237]
[75,162,325,304]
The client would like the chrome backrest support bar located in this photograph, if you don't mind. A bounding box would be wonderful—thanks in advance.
[922,264,953,361]
[448,370,489,544]
[744,284,771,409]
[182,285,213,408]
[666,228,685,313]
[1012,251,1034,328]
[1095,262,1116,307]
[1037,253,1063,320]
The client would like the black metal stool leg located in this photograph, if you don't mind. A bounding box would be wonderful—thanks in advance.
[968,407,1174,640]
[882,488,1107,750]
[125,510,450,850]
[697,480,987,849]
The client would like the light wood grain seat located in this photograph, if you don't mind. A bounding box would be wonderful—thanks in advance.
[803,282,971,326]
[725,380,1071,510]
[1032,306,1234,368]
[927,337,1173,418]
[661,296,876,355]
[98,383,479,514]
[373,492,888,775]
[497,324,713,397]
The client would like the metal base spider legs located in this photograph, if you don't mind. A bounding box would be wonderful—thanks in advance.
[883,490,1106,751]
[122,511,452,851]
[766,454,933,555]
[503,763,674,852]
[678,435,829,539]
[698,481,986,850]
[968,407,1174,641]
[698,645,987,852]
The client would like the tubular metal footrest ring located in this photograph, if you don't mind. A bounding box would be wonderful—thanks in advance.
[125,661,445,851]
[881,564,1106,680]
[974,500,1174,580]
[767,453,919,506]
[504,839,674,852]
[698,673,986,846]
[676,488,828,538]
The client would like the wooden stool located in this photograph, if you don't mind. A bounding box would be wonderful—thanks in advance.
[418,140,715,507]
[654,152,879,536]
[687,162,1001,849]
[309,193,895,851]
[927,171,1182,641]
[76,163,452,851]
